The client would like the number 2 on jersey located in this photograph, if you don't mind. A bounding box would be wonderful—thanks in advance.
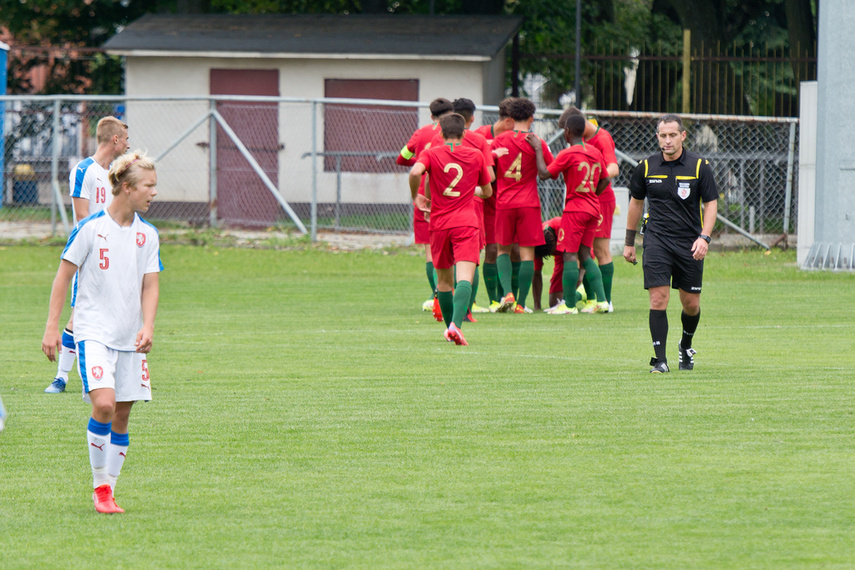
[442,163,464,197]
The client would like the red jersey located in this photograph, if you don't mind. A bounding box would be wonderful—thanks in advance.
[430,129,494,205]
[492,130,554,210]
[397,122,442,196]
[473,124,496,145]
[416,143,491,231]
[585,126,618,202]
[547,142,608,216]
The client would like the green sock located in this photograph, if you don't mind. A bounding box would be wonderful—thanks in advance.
[426,262,436,295]
[469,269,480,310]
[583,258,606,302]
[583,272,593,303]
[563,260,580,307]
[497,254,512,299]
[452,281,472,328]
[511,261,521,298]
[437,290,454,328]
[483,262,498,303]
[517,260,534,308]
[600,262,614,304]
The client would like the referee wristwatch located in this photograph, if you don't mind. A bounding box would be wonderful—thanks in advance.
[699,234,711,243]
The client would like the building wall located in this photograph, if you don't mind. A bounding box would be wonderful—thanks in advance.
[124,56,493,208]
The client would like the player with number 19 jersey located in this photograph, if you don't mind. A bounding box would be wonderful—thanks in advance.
[61,210,163,351]
[70,158,112,225]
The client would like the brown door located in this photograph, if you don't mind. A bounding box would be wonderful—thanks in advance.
[210,69,280,226]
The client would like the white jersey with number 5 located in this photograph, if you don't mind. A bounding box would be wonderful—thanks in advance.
[69,157,111,224]
[62,210,163,351]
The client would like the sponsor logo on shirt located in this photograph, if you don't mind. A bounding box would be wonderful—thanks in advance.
[91,366,104,380]
[678,182,691,200]
[136,232,146,247]
[647,178,663,184]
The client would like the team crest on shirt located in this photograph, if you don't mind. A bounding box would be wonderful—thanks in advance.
[91,366,104,380]
[677,182,691,200]
[136,232,146,247]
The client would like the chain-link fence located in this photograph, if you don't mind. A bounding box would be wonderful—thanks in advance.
[1,95,798,243]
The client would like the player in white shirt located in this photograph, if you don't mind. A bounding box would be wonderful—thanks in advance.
[43,151,161,514]
[46,116,129,394]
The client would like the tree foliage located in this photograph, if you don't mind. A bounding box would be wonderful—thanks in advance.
[1,0,817,114]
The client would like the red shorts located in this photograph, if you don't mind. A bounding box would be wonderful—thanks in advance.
[483,195,497,245]
[414,204,429,245]
[550,255,565,294]
[430,226,481,269]
[495,207,545,247]
[558,210,598,252]
[475,199,486,250]
[594,196,616,239]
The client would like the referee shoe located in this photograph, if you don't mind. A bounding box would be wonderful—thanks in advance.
[649,358,670,373]
[678,343,697,370]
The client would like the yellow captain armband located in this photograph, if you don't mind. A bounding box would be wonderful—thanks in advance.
[400,146,415,160]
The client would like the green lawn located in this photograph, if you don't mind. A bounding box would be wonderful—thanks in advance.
[1,244,853,568]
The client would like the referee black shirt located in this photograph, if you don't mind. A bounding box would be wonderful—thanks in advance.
[629,149,718,241]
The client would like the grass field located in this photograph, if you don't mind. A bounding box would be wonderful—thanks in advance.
[1,242,854,568]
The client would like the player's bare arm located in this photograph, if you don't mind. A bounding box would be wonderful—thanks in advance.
[595,177,609,196]
[72,197,90,223]
[42,259,78,361]
[136,272,160,354]
[623,197,645,264]
[691,199,718,260]
[606,162,620,179]
[408,163,426,200]
[476,183,493,200]
[524,133,552,180]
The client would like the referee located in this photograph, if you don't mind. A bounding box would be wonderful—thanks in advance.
[623,114,718,373]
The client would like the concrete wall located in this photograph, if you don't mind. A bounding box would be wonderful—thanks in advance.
[797,82,817,267]
[814,0,855,246]
[124,56,495,206]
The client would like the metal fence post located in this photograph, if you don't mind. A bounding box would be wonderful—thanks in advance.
[311,100,318,242]
[208,98,218,227]
[50,98,70,235]
[783,121,797,235]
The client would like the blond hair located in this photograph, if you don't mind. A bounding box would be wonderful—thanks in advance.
[109,151,155,196]
[96,116,128,144]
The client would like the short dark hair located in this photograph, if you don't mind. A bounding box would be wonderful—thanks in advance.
[564,113,586,138]
[534,226,557,258]
[497,97,515,119]
[452,98,477,122]
[557,106,583,129]
[440,113,466,139]
[430,98,454,117]
[657,113,685,132]
[506,97,536,122]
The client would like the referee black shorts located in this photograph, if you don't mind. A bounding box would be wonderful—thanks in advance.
[641,232,704,293]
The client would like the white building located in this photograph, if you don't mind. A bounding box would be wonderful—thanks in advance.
[104,14,522,227]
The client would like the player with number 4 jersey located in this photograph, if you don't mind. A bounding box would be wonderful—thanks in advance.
[490,98,553,313]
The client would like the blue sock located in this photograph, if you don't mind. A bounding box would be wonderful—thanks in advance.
[62,328,75,349]
[88,418,111,436]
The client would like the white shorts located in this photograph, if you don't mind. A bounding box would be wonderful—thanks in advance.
[77,340,152,403]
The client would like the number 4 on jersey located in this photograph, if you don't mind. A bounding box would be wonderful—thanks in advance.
[503,154,522,182]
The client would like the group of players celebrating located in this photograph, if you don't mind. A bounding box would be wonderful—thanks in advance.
[398,96,620,347]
